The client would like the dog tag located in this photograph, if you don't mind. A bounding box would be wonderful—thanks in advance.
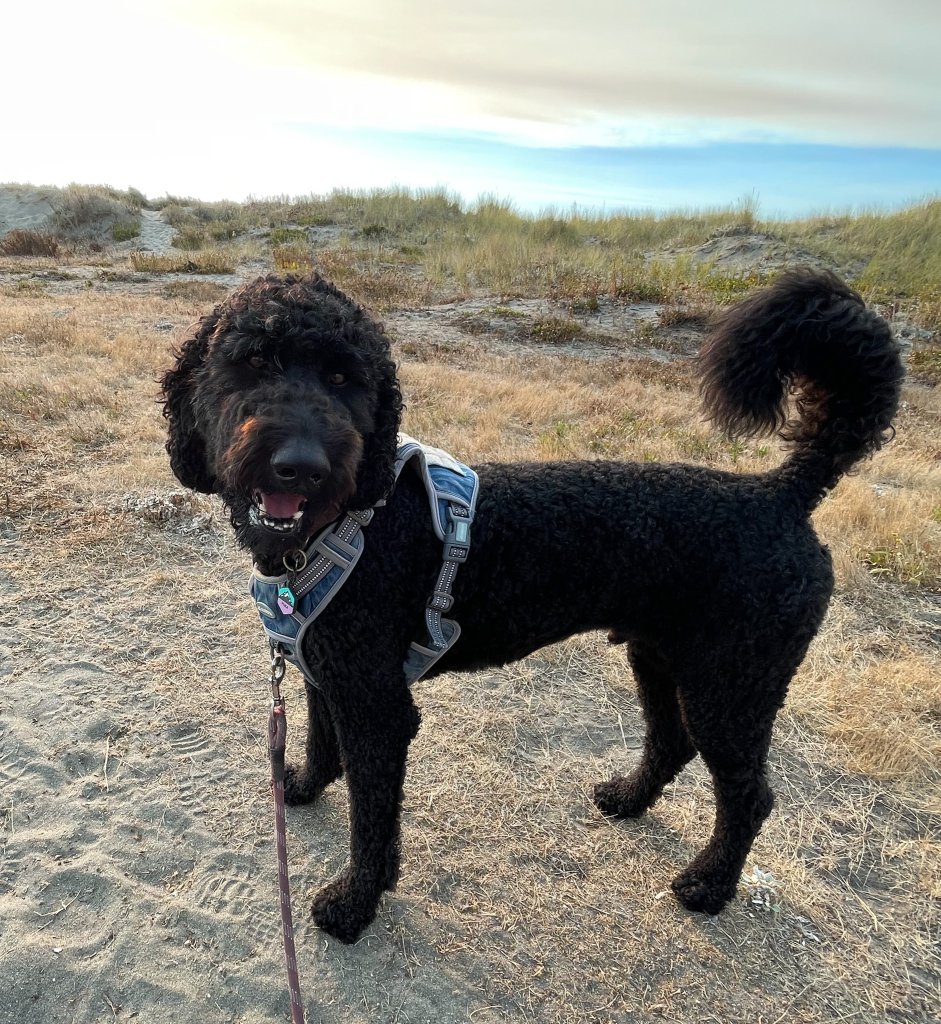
[277,585,296,615]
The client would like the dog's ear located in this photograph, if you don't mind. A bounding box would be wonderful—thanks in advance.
[159,326,216,493]
[352,347,404,509]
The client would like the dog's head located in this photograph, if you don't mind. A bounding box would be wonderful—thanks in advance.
[160,273,403,560]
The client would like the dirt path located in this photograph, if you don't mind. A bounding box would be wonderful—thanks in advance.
[137,208,176,253]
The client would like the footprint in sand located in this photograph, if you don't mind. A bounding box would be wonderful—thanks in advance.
[166,724,231,817]
[188,853,282,947]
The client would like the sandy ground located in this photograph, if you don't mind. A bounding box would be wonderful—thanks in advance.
[0,186,57,233]
[136,209,176,253]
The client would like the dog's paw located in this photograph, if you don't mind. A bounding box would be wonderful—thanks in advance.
[592,777,650,819]
[283,763,338,806]
[310,872,380,944]
[671,867,736,916]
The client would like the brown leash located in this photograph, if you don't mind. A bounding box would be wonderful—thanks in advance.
[268,644,306,1024]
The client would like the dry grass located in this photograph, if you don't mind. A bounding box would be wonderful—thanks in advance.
[0,228,62,257]
[129,249,236,274]
[0,231,939,1023]
[314,245,438,310]
[135,187,940,310]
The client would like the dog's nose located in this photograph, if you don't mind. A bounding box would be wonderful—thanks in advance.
[270,441,331,487]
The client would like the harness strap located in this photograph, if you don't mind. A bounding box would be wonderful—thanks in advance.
[251,438,478,686]
[424,502,471,648]
[292,509,373,601]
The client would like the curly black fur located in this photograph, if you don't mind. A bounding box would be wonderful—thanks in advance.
[161,274,402,567]
[699,268,901,506]
[161,270,902,944]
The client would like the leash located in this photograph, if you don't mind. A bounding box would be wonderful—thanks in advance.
[267,642,305,1024]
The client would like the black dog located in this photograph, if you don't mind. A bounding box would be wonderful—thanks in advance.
[161,270,901,943]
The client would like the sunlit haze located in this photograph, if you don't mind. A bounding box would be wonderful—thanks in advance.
[4,1,939,215]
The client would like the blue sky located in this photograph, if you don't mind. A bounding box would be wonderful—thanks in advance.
[293,129,941,217]
[3,1,940,218]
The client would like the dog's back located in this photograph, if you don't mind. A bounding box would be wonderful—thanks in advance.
[412,456,833,674]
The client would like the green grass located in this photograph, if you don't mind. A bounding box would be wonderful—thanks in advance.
[529,316,585,344]
[112,221,140,242]
[771,198,941,302]
[863,535,936,587]
[270,227,308,245]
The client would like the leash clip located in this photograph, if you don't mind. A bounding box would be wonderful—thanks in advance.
[269,642,287,701]
[267,643,288,781]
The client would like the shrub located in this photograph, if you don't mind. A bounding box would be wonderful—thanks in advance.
[161,203,195,227]
[112,221,140,242]
[271,227,308,245]
[208,222,245,242]
[529,316,584,344]
[173,227,208,251]
[273,243,315,273]
[49,185,140,239]
[0,229,61,257]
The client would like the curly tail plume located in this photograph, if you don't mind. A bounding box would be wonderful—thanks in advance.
[699,269,903,509]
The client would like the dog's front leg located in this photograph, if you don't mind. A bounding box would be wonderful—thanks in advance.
[284,680,343,805]
[310,685,420,943]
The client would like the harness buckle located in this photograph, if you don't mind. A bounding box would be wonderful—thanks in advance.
[444,504,471,564]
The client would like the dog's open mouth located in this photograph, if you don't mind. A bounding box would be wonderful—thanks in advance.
[249,490,307,533]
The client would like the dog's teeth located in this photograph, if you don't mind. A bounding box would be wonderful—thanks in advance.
[249,492,305,531]
[248,495,305,533]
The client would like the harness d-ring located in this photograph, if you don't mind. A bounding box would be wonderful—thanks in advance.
[282,548,308,573]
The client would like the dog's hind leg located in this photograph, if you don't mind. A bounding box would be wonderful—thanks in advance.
[593,645,696,818]
[669,675,780,916]
[284,681,343,805]
[310,687,420,943]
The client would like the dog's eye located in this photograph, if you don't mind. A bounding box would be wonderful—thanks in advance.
[248,355,266,369]
[327,372,347,387]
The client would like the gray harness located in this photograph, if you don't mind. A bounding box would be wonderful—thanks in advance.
[250,436,479,686]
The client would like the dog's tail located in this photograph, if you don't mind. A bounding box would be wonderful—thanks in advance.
[699,268,903,511]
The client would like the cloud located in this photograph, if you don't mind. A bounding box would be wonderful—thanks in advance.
[5,1,939,150]
[2,1,937,213]
[159,0,941,147]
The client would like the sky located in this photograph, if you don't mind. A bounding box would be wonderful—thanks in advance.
[3,0,940,217]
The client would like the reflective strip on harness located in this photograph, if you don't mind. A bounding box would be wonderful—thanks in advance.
[249,436,479,686]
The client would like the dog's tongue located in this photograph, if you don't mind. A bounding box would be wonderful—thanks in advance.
[259,492,305,519]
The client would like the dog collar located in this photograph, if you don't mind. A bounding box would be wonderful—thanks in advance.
[249,435,479,686]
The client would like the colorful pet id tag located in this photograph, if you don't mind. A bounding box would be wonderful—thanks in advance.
[277,585,296,615]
